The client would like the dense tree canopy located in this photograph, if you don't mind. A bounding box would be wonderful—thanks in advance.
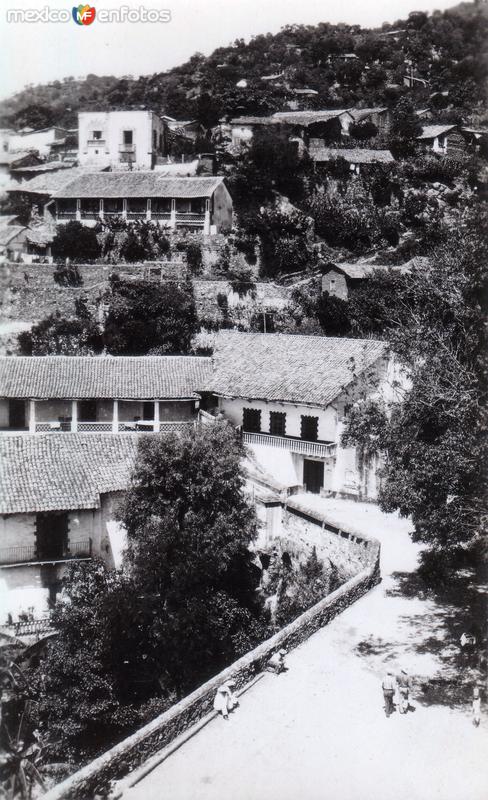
[31,424,265,763]
[342,207,488,576]
[103,276,198,355]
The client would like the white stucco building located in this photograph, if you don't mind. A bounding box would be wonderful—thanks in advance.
[77,110,167,170]
[200,331,402,500]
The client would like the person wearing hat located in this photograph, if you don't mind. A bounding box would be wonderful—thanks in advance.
[397,668,413,714]
[382,670,397,717]
[267,649,288,674]
[213,680,239,720]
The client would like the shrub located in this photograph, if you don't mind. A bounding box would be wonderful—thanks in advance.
[51,221,101,263]
[186,242,203,274]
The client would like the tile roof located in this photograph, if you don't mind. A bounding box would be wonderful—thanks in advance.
[54,174,225,199]
[0,152,39,166]
[311,147,394,164]
[6,165,109,196]
[350,107,388,122]
[10,162,74,175]
[327,256,430,280]
[230,116,277,126]
[273,110,352,126]
[0,433,137,514]
[202,332,387,407]
[417,125,456,140]
[0,356,213,400]
[0,226,27,246]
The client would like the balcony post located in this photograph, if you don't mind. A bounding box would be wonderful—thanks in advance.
[153,400,160,432]
[204,199,211,235]
[170,198,176,230]
[76,198,81,222]
[146,198,151,221]
[71,400,78,432]
[99,199,104,221]
[29,399,36,433]
[122,198,127,220]
[112,399,119,433]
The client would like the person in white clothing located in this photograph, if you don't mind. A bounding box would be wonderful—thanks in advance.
[213,680,239,720]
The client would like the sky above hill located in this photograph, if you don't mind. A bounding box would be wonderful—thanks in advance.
[0,0,461,100]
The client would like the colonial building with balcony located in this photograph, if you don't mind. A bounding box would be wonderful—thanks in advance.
[77,110,167,170]
[200,331,399,500]
[0,433,137,623]
[0,355,212,434]
[47,174,233,235]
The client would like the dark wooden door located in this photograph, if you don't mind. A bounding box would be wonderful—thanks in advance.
[36,513,68,560]
[303,459,324,494]
[8,400,26,429]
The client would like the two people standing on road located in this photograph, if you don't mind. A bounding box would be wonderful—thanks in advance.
[382,668,414,717]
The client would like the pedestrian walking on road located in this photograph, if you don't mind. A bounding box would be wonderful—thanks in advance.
[213,680,239,720]
[382,670,397,718]
[472,685,481,727]
[397,669,413,714]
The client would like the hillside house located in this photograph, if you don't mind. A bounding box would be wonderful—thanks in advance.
[0,152,43,189]
[8,127,70,158]
[272,110,354,149]
[0,355,212,434]
[350,107,391,133]
[321,258,427,301]
[77,110,167,170]
[48,174,233,234]
[0,434,137,622]
[0,224,29,262]
[199,331,401,500]
[310,146,394,175]
[416,125,468,158]
[229,116,278,147]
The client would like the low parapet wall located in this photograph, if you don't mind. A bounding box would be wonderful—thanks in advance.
[43,511,380,800]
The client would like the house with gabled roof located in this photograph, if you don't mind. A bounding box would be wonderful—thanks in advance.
[0,355,212,434]
[47,173,233,234]
[350,107,391,133]
[416,125,468,158]
[0,433,138,623]
[310,146,394,175]
[199,331,401,500]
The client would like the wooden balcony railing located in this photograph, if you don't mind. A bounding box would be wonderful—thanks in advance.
[243,431,336,458]
[1,617,54,638]
[0,539,92,566]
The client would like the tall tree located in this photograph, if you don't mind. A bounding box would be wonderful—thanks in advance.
[119,422,264,691]
[342,207,488,580]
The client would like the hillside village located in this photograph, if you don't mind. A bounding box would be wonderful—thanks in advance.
[0,3,486,798]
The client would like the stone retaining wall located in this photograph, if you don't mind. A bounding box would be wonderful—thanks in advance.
[43,515,380,800]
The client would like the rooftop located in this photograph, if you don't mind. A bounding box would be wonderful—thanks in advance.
[0,433,137,514]
[350,107,388,122]
[0,225,27,246]
[53,174,225,199]
[417,124,457,140]
[273,110,352,126]
[0,356,213,400]
[230,116,277,126]
[310,147,394,164]
[202,331,387,407]
[6,165,109,196]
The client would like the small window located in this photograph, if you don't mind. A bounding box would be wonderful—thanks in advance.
[270,411,286,437]
[243,408,261,433]
[301,415,319,442]
[92,130,102,140]
[123,130,133,145]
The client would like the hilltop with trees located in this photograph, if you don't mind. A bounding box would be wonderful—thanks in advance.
[1,5,487,130]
